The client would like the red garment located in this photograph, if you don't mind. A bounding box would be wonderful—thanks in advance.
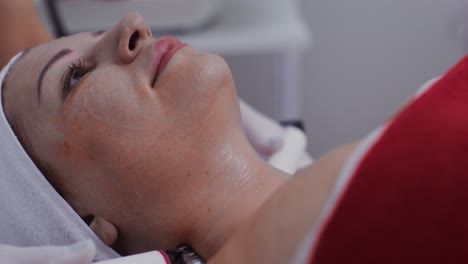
[309,56,468,263]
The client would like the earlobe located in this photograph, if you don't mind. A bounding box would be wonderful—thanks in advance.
[88,216,119,247]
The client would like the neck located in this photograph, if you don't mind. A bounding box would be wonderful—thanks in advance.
[120,127,287,258]
[186,134,287,258]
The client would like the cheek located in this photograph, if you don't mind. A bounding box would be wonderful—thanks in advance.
[60,73,169,168]
[76,74,154,129]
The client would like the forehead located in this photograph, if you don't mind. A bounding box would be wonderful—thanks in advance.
[4,50,41,102]
[4,48,48,107]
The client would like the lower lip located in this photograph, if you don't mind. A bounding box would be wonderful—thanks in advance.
[153,37,187,81]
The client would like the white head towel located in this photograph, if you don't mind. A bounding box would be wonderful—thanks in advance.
[0,52,119,261]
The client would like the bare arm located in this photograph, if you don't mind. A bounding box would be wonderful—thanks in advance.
[0,1,52,67]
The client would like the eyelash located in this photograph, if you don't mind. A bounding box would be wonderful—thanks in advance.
[63,59,88,97]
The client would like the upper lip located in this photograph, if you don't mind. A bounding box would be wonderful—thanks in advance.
[151,36,186,87]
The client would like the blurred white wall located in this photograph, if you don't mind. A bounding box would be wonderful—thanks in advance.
[228,0,468,157]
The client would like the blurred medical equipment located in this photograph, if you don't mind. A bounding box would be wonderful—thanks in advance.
[96,251,168,264]
[0,240,202,264]
[0,240,96,264]
[35,0,224,35]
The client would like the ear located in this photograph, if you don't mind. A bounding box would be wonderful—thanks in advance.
[87,216,119,247]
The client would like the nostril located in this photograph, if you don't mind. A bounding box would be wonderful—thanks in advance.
[128,31,139,51]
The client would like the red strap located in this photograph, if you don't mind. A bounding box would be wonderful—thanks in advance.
[310,55,468,263]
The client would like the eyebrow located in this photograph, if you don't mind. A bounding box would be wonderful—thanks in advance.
[37,48,72,102]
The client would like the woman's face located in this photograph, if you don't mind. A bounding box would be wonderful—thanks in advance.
[2,12,241,246]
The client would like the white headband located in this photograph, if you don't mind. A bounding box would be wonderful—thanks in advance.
[0,52,119,261]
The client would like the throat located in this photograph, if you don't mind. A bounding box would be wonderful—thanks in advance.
[184,153,287,259]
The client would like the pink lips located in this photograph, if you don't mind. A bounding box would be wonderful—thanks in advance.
[152,36,187,85]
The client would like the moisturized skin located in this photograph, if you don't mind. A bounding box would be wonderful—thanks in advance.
[3,12,360,262]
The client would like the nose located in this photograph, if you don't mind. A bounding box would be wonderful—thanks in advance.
[109,12,152,64]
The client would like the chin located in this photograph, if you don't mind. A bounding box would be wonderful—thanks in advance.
[189,53,234,94]
[183,53,240,125]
